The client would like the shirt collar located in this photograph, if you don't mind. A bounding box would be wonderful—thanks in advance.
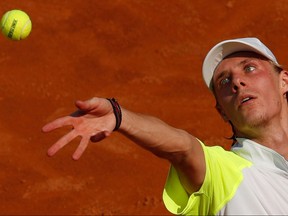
[231,138,288,173]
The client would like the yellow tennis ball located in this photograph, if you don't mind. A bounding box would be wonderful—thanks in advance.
[1,9,32,40]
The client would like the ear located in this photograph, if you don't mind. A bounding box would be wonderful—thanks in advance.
[280,70,288,95]
[215,103,229,122]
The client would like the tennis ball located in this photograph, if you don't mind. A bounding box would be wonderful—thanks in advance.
[1,9,32,40]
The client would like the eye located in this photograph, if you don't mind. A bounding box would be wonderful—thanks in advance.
[220,77,230,86]
[245,65,256,72]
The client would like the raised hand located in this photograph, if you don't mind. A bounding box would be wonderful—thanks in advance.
[42,97,117,160]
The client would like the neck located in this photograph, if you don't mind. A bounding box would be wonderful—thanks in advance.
[254,132,288,159]
[235,110,288,159]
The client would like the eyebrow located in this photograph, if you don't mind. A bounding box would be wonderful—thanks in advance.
[237,58,255,67]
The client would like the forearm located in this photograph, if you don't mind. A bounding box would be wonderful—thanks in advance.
[119,108,198,162]
[119,108,205,193]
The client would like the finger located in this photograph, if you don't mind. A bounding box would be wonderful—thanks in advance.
[75,100,91,111]
[75,97,99,111]
[42,116,73,132]
[90,131,110,142]
[72,136,90,160]
[47,130,77,157]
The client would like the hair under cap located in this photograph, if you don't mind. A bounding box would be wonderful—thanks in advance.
[202,37,280,90]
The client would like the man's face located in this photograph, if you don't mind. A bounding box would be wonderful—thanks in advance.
[212,51,286,137]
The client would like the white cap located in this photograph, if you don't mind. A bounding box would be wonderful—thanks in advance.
[202,37,280,90]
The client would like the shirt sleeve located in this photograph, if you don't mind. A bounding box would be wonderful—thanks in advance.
[162,141,251,215]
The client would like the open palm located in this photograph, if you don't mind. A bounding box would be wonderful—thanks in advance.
[42,97,116,160]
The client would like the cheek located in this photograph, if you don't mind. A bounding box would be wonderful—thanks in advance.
[259,80,280,100]
[215,89,233,106]
[255,70,279,88]
[215,95,234,118]
[214,86,232,103]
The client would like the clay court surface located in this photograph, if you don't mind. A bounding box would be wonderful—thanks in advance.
[1,0,288,215]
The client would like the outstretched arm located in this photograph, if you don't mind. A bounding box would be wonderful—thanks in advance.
[42,97,205,193]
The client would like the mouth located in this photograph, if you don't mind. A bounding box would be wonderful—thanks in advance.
[238,94,255,107]
[241,97,252,104]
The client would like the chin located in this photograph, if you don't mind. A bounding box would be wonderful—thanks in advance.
[235,114,268,132]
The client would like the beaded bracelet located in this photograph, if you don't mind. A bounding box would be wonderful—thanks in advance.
[107,98,122,131]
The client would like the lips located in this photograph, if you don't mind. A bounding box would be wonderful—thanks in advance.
[241,97,252,103]
[237,94,256,107]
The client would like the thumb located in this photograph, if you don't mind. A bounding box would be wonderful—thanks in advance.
[75,97,102,112]
[75,99,92,111]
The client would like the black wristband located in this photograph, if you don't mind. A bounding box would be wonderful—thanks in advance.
[107,98,122,131]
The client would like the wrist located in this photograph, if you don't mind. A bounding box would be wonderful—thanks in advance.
[107,98,122,131]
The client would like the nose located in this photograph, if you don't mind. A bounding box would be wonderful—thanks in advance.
[232,76,246,93]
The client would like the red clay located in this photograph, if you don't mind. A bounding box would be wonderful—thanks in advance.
[0,0,288,214]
